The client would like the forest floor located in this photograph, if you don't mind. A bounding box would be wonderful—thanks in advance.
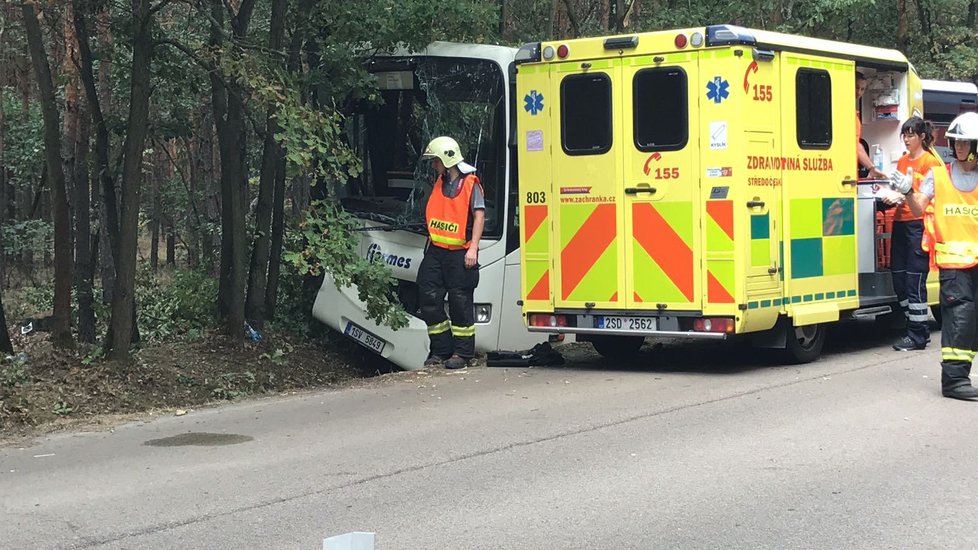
[0,328,410,442]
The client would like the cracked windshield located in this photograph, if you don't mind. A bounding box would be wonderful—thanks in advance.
[342,56,506,239]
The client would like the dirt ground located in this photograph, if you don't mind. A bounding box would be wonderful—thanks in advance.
[0,328,415,441]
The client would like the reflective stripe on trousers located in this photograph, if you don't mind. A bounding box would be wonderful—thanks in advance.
[939,267,978,390]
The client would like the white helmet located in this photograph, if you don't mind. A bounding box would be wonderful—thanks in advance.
[945,112,978,141]
[420,136,463,168]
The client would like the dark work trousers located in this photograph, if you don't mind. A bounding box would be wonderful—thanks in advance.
[939,267,978,391]
[891,220,931,346]
[417,244,480,359]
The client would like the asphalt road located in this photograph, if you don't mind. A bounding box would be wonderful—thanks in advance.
[2,321,977,549]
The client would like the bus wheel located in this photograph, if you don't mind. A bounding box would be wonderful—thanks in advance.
[590,335,644,360]
[782,323,825,364]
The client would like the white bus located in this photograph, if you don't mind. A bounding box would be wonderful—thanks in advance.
[312,42,556,370]
[922,79,978,163]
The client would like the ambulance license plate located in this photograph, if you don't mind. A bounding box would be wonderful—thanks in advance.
[596,316,657,331]
[344,321,386,354]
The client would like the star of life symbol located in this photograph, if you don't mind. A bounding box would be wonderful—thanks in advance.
[706,77,730,104]
[524,90,544,115]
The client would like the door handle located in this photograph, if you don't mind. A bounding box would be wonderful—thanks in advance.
[841,179,858,186]
[746,200,765,208]
[625,187,657,195]
[768,266,780,274]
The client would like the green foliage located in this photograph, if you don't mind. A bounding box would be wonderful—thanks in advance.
[1,219,54,263]
[135,268,219,343]
[284,200,408,330]
[0,354,29,388]
[0,90,44,186]
[260,343,291,366]
[211,371,257,400]
[8,284,55,320]
[51,401,74,416]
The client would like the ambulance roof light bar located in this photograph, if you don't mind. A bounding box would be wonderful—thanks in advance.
[515,42,542,63]
[706,25,757,47]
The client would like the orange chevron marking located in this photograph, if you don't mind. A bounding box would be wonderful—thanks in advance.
[527,269,550,301]
[632,203,694,301]
[524,205,548,243]
[707,272,734,303]
[633,292,643,302]
[561,203,616,300]
[706,200,734,240]
[609,291,618,302]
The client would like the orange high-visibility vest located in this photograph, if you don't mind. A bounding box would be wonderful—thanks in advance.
[924,164,978,269]
[426,173,479,250]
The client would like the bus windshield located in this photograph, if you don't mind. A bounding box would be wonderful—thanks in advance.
[342,56,507,239]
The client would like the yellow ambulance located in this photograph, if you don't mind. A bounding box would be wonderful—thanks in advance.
[516,24,935,363]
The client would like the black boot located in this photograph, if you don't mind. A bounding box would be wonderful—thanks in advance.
[943,385,978,400]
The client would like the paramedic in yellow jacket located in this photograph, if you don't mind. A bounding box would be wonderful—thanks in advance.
[418,136,486,370]
[901,112,978,400]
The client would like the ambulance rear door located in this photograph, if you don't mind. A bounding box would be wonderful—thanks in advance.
[550,59,625,310]
[621,53,701,311]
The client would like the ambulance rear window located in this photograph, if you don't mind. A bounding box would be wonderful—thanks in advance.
[796,69,832,149]
[633,67,688,151]
[561,74,612,155]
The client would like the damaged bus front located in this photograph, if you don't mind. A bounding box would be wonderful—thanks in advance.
[312,42,553,370]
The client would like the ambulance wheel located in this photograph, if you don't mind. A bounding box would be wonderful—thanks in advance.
[590,335,644,359]
[782,323,825,364]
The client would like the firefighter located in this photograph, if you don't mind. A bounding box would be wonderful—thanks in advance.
[418,136,486,370]
[900,111,978,400]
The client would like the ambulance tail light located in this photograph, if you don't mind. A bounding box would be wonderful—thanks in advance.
[674,33,688,49]
[556,44,570,59]
[529,313,569,328]
[692,317,735,334]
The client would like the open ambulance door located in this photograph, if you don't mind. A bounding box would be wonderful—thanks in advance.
[621,54,702,312]
[738,49,783,333]
[772,53,860,361]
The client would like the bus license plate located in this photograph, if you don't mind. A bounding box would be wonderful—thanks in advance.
[344,321,386,354]
[596,316,656,331]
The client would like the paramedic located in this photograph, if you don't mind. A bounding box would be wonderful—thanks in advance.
[417,136,486,370]
[900,112,978,400]
[856,72,887,179]
[889,116,944,351]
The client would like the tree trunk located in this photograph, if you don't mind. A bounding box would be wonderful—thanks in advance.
[211,0,257,341]
[264,152,287,319]
[0,286,12,354]
[264,1,310,319]
[23,0,74,349]
[150,162,159,271]
[166,221,175,266]
[245,0,286,329]
[896,0,908,54]
[73,88,94,344]
[106,0,153,361]
[64,1,96,344]
[73,0,119,305]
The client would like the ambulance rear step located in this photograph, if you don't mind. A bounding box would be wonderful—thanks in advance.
[848,305,893,320]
